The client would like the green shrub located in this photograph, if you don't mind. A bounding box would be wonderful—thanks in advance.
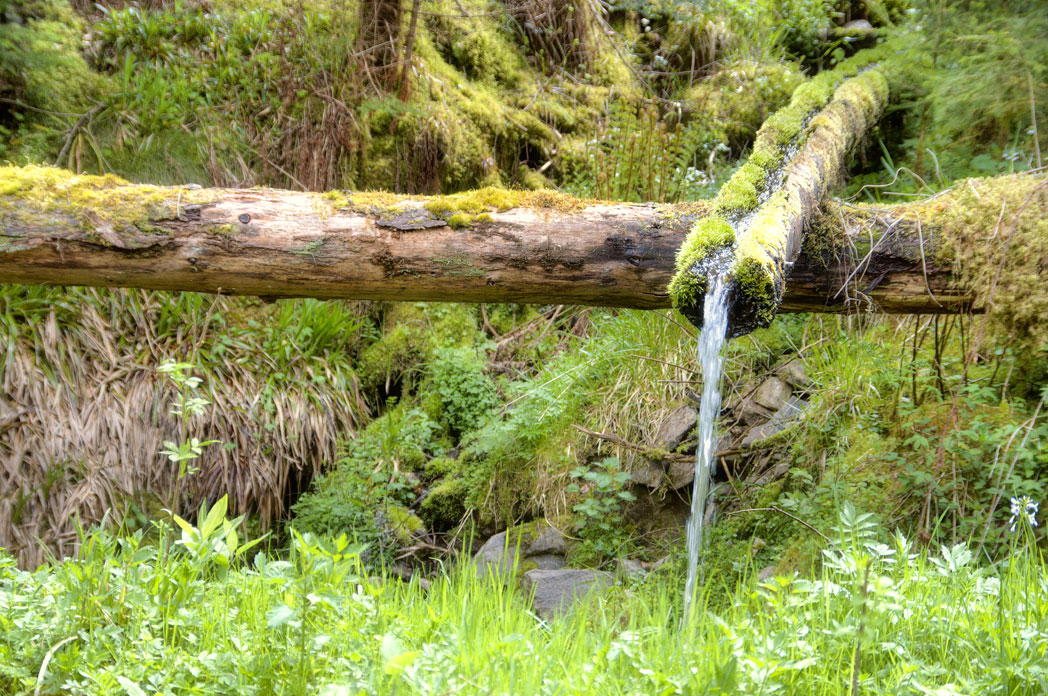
[0,0,102,161]
[429,346,498,436]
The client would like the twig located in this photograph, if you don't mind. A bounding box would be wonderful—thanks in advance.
[724,506,831,543]
[1029,70,1042,170]
[55,103,106,168]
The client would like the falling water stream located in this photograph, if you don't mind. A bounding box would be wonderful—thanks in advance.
[683,264,733,615]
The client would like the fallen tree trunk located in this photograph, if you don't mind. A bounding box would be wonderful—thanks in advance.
[669,47,894,334]
[0,165,994,314]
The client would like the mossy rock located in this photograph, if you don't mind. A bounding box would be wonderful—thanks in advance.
[419,477,468,530]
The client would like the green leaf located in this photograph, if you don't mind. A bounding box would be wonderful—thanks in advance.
[116,676,148,696]
[267,603,296,628]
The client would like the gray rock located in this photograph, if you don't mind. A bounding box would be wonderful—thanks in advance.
[526,523,569,556]
[473,531,516,578]
[757,565,778,582]
[474,523,571,578]
[752,376,793,411]
[668,457,695,490]
[520,569,614,619]
[527,554,567,570]
[629,460,665,488]
[776,360,811,390]
[618,558,646,576]
[653,405,698,451]
[842,18,874,31]
[741,396,808,448]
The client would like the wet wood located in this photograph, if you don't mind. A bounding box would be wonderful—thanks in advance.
[0,182,974,313]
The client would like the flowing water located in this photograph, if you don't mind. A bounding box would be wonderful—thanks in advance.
[683,267,733,615]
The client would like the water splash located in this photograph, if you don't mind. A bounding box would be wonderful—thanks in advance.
[683,260,733,616]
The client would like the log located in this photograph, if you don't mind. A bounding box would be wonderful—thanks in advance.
[0,165,986,315]
[669,46,895,334]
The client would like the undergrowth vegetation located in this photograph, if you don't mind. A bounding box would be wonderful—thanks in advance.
[1,505,1046,694]
[2,0,1048,691]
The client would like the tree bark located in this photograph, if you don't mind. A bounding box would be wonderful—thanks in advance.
[0,171,980,314]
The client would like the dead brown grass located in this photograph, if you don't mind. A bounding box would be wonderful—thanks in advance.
[0,287,366,569]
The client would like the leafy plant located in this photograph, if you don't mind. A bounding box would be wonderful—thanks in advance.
[567,457,637,563]
[157,360,218,512]
[429,345,497,436]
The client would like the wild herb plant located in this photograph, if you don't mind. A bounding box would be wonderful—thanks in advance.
[566,457,637,563]
[157,360,218,513]
[3,501,1048,694]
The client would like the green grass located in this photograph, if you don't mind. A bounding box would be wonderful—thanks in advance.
[2,505,1047,695]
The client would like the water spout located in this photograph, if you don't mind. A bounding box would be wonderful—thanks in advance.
[683,253,733,617]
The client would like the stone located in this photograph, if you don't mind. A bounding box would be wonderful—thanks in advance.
[474,522,570,578]
[653,405,698,451]
[842,18,874,31]
[667,458,695,490]
[629,460,665,488]
[776,360,811,390]
[526,554,567,571]
[752,376,792,411]
[525,523,569,556]
[741,396,808,448]
[757,565,778,582]
[618,558,646,576]
[520,569,614,619]
[473,531,517,578]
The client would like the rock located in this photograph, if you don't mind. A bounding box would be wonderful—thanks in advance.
[520,569,614,619]
[752,376,792,411]
[740,396,808,448]
[618,558,646,576]
[525,522,569,556]
[776,360,811,390]
[842,18,874,31]
[668,457,695,490]
[526,554,567,571]
[473,522,570,578]
[653,405,698,451]
[757,565,778,582]
[629,460,665,488]
[473,531,515,578]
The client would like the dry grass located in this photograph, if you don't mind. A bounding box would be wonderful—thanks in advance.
[0,286,367,569]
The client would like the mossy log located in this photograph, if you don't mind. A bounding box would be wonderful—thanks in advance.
[0,165,1003,315]
[670,46,893,335]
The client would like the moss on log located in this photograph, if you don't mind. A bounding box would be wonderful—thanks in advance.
[669,43,894,335]
[2,165,1042,318]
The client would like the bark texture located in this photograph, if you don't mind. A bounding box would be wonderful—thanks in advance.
[0,166,983,314]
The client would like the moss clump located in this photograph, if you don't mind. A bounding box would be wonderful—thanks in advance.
[419,477,468,530]
[685,60,805,153]
[387,506,426,544]
[0,165,215,247]
[0,0,103,163]
[670,42,896,328]
[924,173,1048,347]
[667,215,735,309]
[423,187,593,218]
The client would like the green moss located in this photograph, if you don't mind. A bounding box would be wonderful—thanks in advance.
[0,165,216,247]
[423,457,459,479]
[209,224,236,237]
[387,506,426,545]
[670,43,897,326]
[667,215,735,308]
[923,173,1048,346]
[714,162,764,214]
[419,478,468,530]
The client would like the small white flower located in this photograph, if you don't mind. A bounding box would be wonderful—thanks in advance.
[1009,495,1039,532]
